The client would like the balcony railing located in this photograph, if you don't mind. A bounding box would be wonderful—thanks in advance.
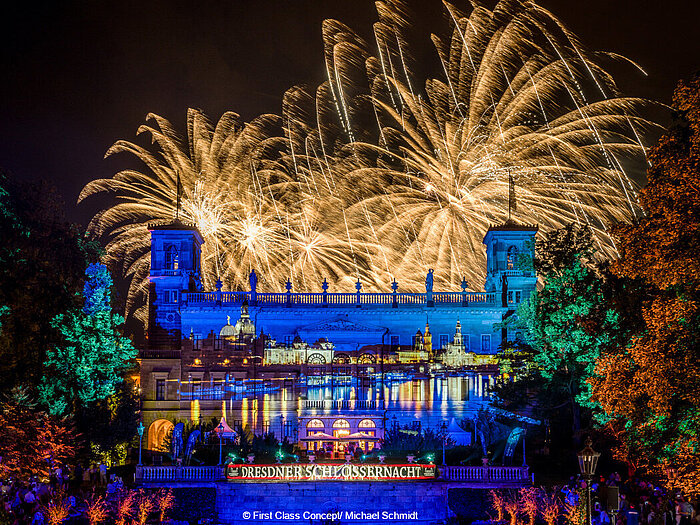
[139,350,181,359]
[301,399,385,411]
[439,465,530,483]
[183,291,496,307]
[138,465,224,483]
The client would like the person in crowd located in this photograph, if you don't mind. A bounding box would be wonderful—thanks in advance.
[98,462,107,486]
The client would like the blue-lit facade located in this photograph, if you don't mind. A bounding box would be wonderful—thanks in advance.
[140,220,537,452]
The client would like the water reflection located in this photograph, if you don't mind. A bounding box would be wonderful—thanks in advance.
[213,373,494,436]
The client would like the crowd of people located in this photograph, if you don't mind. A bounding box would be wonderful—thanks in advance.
[561,473,699,525]
[1,462,124,525]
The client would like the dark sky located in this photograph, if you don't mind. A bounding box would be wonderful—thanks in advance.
[1,0,699,225]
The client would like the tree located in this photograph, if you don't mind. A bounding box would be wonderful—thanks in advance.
[590,77,700,493]
[77,377,140,464]
[39,263,137,416]
[495,224,626,442]
[0,173,101,392]
[0,388,78,481]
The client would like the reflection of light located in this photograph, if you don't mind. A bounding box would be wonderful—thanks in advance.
[191,400,200,425]
[263,394,270,433]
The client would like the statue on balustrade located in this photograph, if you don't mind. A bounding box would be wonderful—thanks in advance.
[249,269,258,304]
[425,269,434,306]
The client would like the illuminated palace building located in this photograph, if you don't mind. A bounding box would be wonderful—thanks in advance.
[140,220,537,455]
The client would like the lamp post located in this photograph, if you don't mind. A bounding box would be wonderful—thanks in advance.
[577,436,600,525]
[137,421,145,466]
[218,422,224,465]
[665,466,677,493]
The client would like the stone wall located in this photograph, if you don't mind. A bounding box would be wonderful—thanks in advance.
[217,481,450,524]
[150,481,494,524]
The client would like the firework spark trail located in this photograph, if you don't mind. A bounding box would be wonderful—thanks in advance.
[328,0,662,290]
[81,0,662,319]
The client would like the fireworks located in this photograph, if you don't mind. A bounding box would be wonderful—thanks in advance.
[81,0,659,319]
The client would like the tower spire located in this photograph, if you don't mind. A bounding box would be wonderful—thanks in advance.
[175,171,182,222]
[508,169,516,221]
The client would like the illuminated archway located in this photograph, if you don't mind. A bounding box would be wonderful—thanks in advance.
[332,419,350,439]
[307,353,326,365]
[358,353,376,364]
[332,353,351,365]
[147,419,174,451]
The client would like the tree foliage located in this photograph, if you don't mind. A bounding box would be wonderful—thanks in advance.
[39,263,137,416]
[0,173,101,392]
[496,224,625,440]
[590,76,700,493]
[0,388,78,481]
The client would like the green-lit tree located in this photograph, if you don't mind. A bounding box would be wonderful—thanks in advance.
[496,224,625,440]
[39,263,137,416]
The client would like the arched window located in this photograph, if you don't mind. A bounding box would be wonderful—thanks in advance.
[332,419,350,429]
[507,246,518,270]
[165,245,179,270]
[307,419,324,429]
[148,419,174,451]
[358,353,376,364]
[307,353,326,365]
[332,353,351,364]
[358,419,376,429]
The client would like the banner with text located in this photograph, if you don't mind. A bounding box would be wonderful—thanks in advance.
[226,463,436,482]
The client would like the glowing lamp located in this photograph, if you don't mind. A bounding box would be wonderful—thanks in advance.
[577,436,600,478]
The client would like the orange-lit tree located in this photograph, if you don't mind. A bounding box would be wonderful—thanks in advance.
[114,491,137,525]
[44,493,71,525]
[541,491,562,525]
[0,387,78,481]
[519,487,540,525]
[489,490,506,522]
[590,76,700,493]
[136,490,155,525]
[156,489,176,522]
[85,494,110,525]
[504,492,520,525]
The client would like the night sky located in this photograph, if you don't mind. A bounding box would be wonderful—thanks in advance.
[1,0,699,225]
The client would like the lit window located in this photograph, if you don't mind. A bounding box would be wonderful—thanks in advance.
[507,246,518,270]
[165,245,179,270]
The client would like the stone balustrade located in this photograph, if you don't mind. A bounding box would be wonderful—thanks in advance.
[183,291,496,307]
[137,465,224,483]
[439,465,530,483]
[301,399,385,410]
